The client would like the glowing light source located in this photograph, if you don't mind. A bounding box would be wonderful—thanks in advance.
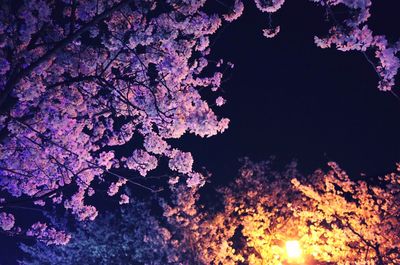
[285,240,302,260]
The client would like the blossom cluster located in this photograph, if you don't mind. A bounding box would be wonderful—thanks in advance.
[19,160,400,264]
[26,222,71,245]
[1,0,399,246]
[0,0,234,241]
[0,212,14,231]
[250,0,399,91]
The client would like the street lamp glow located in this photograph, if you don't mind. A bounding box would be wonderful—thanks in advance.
[285,240,302,260]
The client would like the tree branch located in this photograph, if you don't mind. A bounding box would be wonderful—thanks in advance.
[0,0,132,110]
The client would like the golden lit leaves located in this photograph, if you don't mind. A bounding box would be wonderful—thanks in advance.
[200,160,400,264]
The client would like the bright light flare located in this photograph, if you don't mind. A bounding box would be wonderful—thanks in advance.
[285,240,302,260]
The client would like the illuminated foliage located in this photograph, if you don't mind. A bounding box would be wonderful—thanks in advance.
[1,0,399,246]
[292,162,400,264]
[0,0,231,243]
[200,160,400,265]
[195,159,307,265]
[18,160,400,264]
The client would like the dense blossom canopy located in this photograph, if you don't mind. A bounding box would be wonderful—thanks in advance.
[20,160,400,264]
[0,0,231,242]
[19,198,181,265]
[192,160,400,265]
[0,0,399,245]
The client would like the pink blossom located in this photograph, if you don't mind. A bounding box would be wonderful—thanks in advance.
[315,24,399,91]
[51,193,63,204]
[263,26,281,38]
[196,36,210,51]
[0,212,15,231]
[119,194,129,205]
[97,151,115,170]
[27,222,71,245]
[126,150,158,176]
[144,133,169,155]
[0,0,231,242]
[64,189,98,221]
[168,150,194,174]
[215,96,226,106]
[107,179,127,196]
[169,176,180,186]
[186,172,205,188]
[87,187,95,197]
[254,0,285,13]
[223,0,244,22]
[34,200,46,206]
[218,118,230,133]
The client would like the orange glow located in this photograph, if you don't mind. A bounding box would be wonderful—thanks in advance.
[285,240,302,260]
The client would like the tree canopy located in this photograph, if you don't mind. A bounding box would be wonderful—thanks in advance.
[19,159,400,264]
[0,0,399,258]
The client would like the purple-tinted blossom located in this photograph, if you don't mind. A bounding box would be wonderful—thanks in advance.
[87,187,95,197]
[34,200,46,206]
[254,0,285,13]
[168,150,193,174]
[0,0,230,239]
[97,151,115,170]
[0,212,15,231]
[186,172,205,188]
[51,193,63,204]
[223,0,244,22]
[107,179,127,196]
[64,189,98,221]
[126,150,158,176]
[119,194,129,205]
[169,176,180,186]
[263,26,280,38]
[215,96,226,106]
[144,133,169,155]
[27,222,71,245]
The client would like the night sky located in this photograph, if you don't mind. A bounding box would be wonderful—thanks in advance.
[1,0,400,264]
[177,0,400,185]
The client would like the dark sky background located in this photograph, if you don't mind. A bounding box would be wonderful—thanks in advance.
[178,0,400,186]
[1,0,400,264]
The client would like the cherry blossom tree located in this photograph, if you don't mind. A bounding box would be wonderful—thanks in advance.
[18,159,400,264]
[1,0,399,245]
[191,159,308,265]
[195,159,400,265]
[292,162,400,264]
[252,0,400,91]
[0,0,231,243]
[19,198,182,265]
[19,182,212,264]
